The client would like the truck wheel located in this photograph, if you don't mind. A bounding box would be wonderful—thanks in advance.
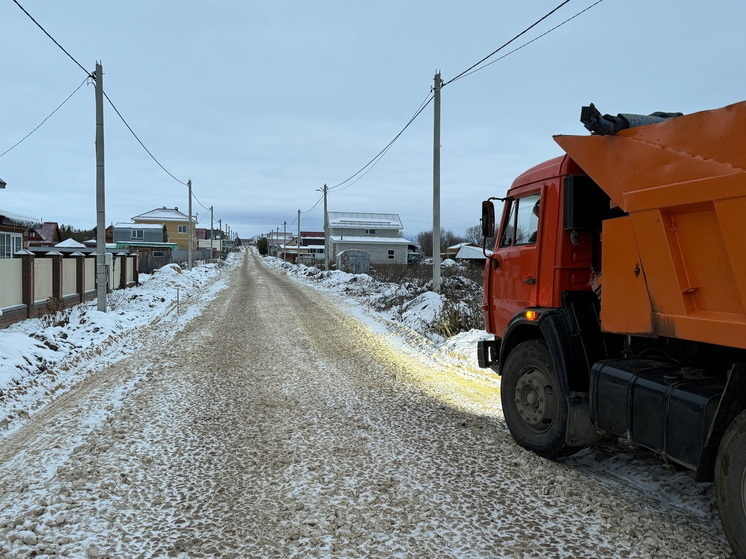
[715,409,746,556]
[501,340,574,458]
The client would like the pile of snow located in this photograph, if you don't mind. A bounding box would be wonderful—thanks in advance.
[0,256,238,433]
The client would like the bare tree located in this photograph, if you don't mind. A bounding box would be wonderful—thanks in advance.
[416,229,466,257]
[465,224,496,249]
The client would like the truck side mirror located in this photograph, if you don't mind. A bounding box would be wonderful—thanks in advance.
[481,200,495,238]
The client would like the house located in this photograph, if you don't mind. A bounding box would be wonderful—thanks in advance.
[300,231,325,260]
[267,231,294,258]
[132,207,196,251]
[327,212,410,265]
[454,244,492,267]
[28,222,62,248]
[112,222,178,271]
[279,231,326,262]
[0,208,42,258]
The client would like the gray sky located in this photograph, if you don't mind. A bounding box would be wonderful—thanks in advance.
[1,1,744,240]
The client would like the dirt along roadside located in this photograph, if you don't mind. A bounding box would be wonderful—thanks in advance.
[0,251,733,558]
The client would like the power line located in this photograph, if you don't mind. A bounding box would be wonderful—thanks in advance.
[444,0,571,86]
[327,91,434,191]
[102,90,188,186]
[12,0,92,78]
[0,76,89,158]
[447,0,606,84]
[324,0,603,196]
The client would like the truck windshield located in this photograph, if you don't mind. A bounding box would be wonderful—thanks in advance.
[500,193,540,247]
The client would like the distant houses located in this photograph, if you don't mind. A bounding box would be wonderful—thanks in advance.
[131,207,195,251]
[328,212,411,265]
[272,212,418,268]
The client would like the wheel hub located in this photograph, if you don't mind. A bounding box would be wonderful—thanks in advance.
[514,367,556,433]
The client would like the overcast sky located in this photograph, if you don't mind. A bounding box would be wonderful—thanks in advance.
[1,1,744,240]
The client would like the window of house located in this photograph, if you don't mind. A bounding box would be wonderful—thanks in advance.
[178,225,187,234]
[500,193,541,247]
[365,229,376,235]
[131,229,144,239]
[388,249,395,260]
[153,251,164,257]
[0,232,23,259]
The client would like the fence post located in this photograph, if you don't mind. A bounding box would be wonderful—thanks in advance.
[19,251,34,318]
[50,251,63,303]
[75,253,86,304]
[132,254,139,285]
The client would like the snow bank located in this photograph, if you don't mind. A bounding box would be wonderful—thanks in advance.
[0,255,238,432]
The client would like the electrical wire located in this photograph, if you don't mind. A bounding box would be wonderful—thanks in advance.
[447,0,606,84]
[327,91,434,191]
[102,90,188,186]
[444,0,571,87]
[12,0,92,78]
[0,76,89,158]
[323,0,603,195]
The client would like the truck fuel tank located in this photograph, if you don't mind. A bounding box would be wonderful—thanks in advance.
[590,359,725,470]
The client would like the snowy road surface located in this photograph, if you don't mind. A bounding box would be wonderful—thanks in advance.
[0,252,734,558]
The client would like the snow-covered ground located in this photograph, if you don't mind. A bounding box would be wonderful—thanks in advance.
[0,256,236,436]
[0,251,489,435]
[0,248,734,557]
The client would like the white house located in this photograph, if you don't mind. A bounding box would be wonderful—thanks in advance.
[327,212,410,265]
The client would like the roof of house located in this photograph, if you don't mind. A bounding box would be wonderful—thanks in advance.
[330,236,410,245]
[455,245,492,259]
[132,207,194,222]
[448,242,478,250]
[328,212,402,230]
[0,209,43,227]
[55,238,87,249]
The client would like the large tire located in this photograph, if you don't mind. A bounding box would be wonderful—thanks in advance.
[501,340,575,458]
[715,409,746,557]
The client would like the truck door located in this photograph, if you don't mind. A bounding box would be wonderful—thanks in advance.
[488,192,541,329]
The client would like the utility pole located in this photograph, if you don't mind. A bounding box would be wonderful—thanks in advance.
[187,179,193,270]
[432,71,443,294]
[283,221,287,261]
[218,219,222,255]
[319,184,330,270]
[94,62,107,312]
[210,205,214,260]
[297,209,301,262]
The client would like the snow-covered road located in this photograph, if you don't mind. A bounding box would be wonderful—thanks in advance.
[0,251,735,557]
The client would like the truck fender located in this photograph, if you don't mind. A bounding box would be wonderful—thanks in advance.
[499,309,599,447]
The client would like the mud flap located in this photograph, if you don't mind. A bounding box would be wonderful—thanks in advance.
[566,392,600,447]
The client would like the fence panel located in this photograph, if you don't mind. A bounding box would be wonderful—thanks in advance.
[62,259,78,297]
[0,259,23,308]
[33,258,53,303]
[85,258,95,292]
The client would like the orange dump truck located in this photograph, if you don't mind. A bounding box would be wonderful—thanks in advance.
[477,100,746,553]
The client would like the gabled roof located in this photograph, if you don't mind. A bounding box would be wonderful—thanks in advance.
[55,238,87,249]
[328,212,402,230]
[455,245,492,259]
[31,222,61,243]
[133,207,194,223]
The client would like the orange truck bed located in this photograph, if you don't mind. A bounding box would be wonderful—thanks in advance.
[554,100,746,349]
